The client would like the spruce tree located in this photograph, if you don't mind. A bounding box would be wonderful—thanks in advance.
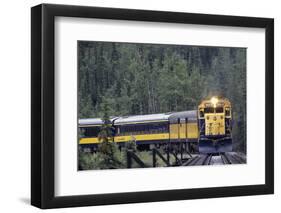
[98,98,123,169]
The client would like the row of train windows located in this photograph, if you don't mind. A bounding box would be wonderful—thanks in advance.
[79,127,101,137]
[79,123,169,137]
[117,123,169,136]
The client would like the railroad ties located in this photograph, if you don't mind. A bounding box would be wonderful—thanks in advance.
[182,152,246,166]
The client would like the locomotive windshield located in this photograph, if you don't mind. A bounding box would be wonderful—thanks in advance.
[215,107,223,113]
[204,107,223,113]
[204,107,214,113]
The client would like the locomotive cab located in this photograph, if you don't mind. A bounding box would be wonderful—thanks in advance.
[198,96,232,153]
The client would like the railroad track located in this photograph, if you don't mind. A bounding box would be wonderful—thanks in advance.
[221,153,232,164]
[181,152,245,166]
[202,154,213,165]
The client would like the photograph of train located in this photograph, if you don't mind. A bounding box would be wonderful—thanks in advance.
[78,41,247,170]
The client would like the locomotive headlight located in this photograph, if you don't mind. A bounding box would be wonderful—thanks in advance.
[210,97,218,107]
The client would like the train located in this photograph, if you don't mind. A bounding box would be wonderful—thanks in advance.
[79,96,232,154]
[198,97,232,153]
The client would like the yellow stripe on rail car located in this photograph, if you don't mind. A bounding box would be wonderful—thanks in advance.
[79,128,199,145]
[79,137,100,144]
[114,133,169,143]
[79,133,170,145]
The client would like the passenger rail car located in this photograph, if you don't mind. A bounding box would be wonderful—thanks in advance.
[79,111,199,151]
[79,96,233,154]
[79,118,105,152]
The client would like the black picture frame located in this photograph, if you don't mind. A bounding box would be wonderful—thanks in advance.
[31,3,274,209]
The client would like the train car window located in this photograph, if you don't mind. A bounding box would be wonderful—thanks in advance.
[119,125,134,135]
[215,107,223,113]
[204,107,214,113]
[154,123,169,133]
[83,126,101,137]
[119,126,125,135]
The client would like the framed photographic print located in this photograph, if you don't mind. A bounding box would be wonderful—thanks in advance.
[31,4,274,209]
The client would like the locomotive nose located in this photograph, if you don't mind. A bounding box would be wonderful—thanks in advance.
[205,114,225,136]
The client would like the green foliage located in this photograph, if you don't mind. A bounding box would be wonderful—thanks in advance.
[78,42,247,153]
[78,147,126,170]
[125,135,137,151]
[78,148,102,170]
[96,98,124,169]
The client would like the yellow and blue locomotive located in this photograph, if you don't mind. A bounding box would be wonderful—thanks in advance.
[78,96,232,153]
[198,96,232,153]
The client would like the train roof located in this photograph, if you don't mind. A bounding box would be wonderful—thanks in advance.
[168,110,197,123]
[79,110,198,126]
[114,111,197,125]
[114,113,172,125]
[78,117,118,126]
[79,118,103,126]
